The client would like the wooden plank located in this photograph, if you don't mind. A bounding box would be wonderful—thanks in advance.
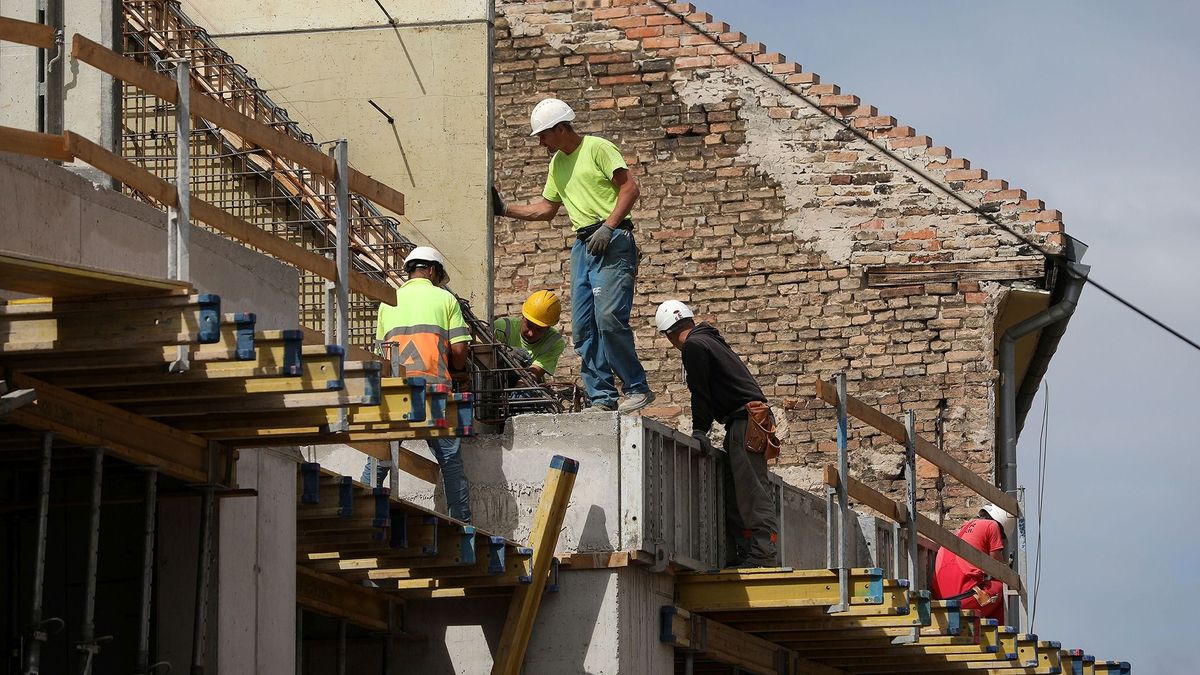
[0,249,188,298]
[822,465,908,524]
[864,259,1044,287]
[349,441,439,485]
[295,565,391,632]
[0,126,71,162]
[0,388,37,417]
[66,132,177,205]
[71,34,176,101]
[301,326,381,364]
[915,512,1021,592]
[491,456,579,675]
[663,607,803,675]
[5,373,225,485]
[0,16,55,48]
[814,379,1020,517]
[347,167,405,216]
[65,130,395,304]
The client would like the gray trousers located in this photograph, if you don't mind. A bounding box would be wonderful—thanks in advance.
[722,416,779,565]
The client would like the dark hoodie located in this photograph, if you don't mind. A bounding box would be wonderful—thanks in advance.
[682,323,767,433]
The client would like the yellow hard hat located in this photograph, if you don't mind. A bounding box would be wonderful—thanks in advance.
[522,290,561,328]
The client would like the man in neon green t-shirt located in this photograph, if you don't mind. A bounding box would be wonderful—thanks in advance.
[494,290,566,383]
[494,98,654,414]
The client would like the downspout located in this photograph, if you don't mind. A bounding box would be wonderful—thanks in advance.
[997,258,1090,492]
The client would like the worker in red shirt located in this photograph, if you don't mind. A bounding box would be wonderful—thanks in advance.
[930,503,1014,622]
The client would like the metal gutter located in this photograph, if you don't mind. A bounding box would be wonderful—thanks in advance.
[997,243,1089,493]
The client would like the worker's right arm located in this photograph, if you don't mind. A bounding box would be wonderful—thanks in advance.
[501,197,561,222]
[683,340,716,433]
[449,342,470,371]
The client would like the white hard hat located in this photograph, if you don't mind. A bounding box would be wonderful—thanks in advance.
[655,300,695,333]
[404,246,450,285]
[529,98,576,136]
[980,503,1016,541]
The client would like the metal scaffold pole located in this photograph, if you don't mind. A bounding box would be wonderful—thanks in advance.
[168,58,191,373]
[893,410,920,645]
[829,371,850,613]
[333,139,350,350]
[190,487,215,675]
[23,432,55,675]
[135,468,161,675]
[77,447,106,673]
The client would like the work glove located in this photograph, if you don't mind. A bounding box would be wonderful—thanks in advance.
[491,186,506,217]
[692,431,718,459]
[513,348,534,369]
[585,222,614,256]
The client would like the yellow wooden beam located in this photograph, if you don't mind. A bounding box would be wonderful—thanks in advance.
[4,373,228,484]
[491,456,578,675]
[0,249,188,298]
[295,566,392,632]
[0,293,220,354]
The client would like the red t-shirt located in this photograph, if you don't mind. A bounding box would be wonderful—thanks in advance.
[931,518,1003,599]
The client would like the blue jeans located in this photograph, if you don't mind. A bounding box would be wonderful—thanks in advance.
[369,437,471,523]
[570,228,649,406]
[428,437,472,522]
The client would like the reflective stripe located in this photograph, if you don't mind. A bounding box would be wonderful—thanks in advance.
[447,326,471,340]
[382,324,451,339]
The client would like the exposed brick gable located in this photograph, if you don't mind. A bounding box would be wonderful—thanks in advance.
[493,0,1063,522]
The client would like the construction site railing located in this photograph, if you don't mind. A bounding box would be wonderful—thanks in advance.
[814,372,1026,629]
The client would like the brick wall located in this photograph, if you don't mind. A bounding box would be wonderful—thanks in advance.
[491,0,1064,523]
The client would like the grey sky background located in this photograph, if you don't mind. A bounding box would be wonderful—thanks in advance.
[696,1,1200,669]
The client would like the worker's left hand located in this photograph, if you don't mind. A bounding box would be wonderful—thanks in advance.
[692,431,718,458]
[585,223,613,255]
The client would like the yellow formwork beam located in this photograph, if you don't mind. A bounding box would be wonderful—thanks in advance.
[676,568,896,612]
[0,293,221,354]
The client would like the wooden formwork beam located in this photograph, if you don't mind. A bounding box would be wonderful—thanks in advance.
[660,606,843,675]
[490,455,578,675]
[295,566,391,633]
[0,250,189,298]
[4,373,229,485]
[0,292,220,354]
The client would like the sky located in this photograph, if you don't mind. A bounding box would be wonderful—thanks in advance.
[697,0,1200,669]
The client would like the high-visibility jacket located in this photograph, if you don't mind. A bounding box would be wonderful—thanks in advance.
[376,278,472,383]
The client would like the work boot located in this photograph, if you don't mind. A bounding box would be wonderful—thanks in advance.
[591,400,618,412]
[618,390,655,414]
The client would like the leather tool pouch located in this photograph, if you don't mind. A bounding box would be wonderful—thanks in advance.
[744,401,781,461]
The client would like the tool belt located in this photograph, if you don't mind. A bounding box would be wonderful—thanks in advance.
[575,218,633,242]
[742,400,781,461]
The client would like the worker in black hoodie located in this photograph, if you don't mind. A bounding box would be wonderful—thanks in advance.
[655,300,781,568]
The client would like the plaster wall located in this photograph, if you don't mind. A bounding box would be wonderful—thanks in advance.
[181,0,494,310]
[0,0,39,130]
[0,151,299,327]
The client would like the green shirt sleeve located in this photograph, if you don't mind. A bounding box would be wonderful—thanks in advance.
[532,335,566,376]
[446,296,472,344]
[592,137,628,180]
[542,161,561,203]
[375,303,388,341]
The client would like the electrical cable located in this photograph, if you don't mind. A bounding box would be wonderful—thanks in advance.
[652,1,1200,354]
[1030,382,1050,631]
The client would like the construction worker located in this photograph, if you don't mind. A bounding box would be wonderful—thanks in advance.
[930,504,1013,622]
[494,290,566,383]
[376,246,473,522]
[655,300,781,568]
[492,97,653,414]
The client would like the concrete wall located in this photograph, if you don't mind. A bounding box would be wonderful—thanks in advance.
[0,0,40,131]
[0,151,299,327]
[181,0,494,310]
[393,566,674,675]
[218,447,299,675]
